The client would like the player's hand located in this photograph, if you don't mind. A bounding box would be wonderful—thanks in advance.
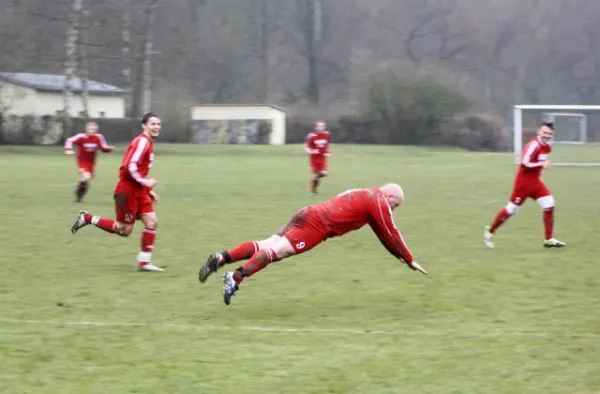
[107,145,116,152]
[65,149,74,155]
[146,178,158,188]
[148,190,159,202]
[543,160,551,169]
[325,153,332,157]
[407,261,428,275]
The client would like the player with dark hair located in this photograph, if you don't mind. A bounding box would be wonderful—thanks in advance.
[305,121,331,194]
[484,120,566,248]
[64,121,115,202]
[199,183,427,305]
[70,113,164,272]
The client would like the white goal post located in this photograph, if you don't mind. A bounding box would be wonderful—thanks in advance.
[513,104,600,166]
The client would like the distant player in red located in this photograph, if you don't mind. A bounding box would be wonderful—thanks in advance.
[484,122,566,248]
[64,121,115,202]
[70,113,164,272]
[305,121,331,194]
[198,183,427,305]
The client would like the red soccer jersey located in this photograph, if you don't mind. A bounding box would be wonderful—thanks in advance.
[304,131,331,156]
[65,133,111,167]
[311,188,414,263]
[118,133,155,189]
[518,136,551,178]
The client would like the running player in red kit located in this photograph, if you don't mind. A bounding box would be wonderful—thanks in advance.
[198,183,427,305]
[305,121,331,194]
[64,121,115,202]
[484,121,566,249]
[70,113,164,272]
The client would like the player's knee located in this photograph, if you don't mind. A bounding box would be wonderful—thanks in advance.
[80,172,92,182]
[505,202,520,216]
[257,234,281,250]
[536,195,555,210]
[272,237,295,259]
[117,223,134,237]
[319,170,328,177]
[142,213,158,229]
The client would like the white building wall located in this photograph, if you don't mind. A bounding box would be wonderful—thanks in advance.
[190,105,287,145]
[0,81,124,118]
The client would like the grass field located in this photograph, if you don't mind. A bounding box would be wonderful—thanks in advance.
[1,143,599,394]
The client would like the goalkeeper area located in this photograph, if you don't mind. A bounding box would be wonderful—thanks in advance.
[513,104,600,165]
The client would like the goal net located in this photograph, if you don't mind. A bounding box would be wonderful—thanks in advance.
[513,105,600,166]
[190,104,287,145]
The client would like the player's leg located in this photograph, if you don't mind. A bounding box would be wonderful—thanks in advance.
[484,189,525,248]
[534,184,566,248]
[223,221,324,305]
[72,179,134,236]
[75,168,92,202]
[138,197,164,272]
[199,208,307,282]
[310,158,324,194]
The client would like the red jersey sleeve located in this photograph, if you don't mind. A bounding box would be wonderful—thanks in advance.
[304,133,317,154]
[97,134,112,152]
[368,195,414,264]
[125,137,153,188]
[521,140,544,168]
[64,133,85,150]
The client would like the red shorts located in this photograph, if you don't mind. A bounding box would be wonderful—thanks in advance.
[282,208,328,254]
[113,181,154,225]
[510,178,551,205]
[78,161,95,175]
[310,156,328,174]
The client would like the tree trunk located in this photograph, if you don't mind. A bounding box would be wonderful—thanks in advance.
[258,0,269,102]
[305,0,321,106]
[121,0,133,118]
[141,0,159,116]
[63,0,84,122]
[78,0,90,118]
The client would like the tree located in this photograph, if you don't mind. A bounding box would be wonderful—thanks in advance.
[63,0,84,121]
[78,0,90,118]
[140,0,159,116]
[121,0,133,117]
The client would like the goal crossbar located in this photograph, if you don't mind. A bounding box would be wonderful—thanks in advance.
[513,104,600,166]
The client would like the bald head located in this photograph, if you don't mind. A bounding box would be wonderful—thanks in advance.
[380,183,404,209]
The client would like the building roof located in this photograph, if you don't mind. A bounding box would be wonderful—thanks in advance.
[191,104,287,113]
[0,72,123,95]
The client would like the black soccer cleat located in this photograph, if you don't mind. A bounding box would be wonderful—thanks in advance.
[71,210,89,234]
[198,253,222,283]
[222,272,239,305]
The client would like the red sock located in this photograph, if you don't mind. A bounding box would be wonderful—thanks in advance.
[233,249,279,284]
[76,182,88,200]
[543,208,554,239]
[141,228,156,253]
[84,213,117,234]
[490,208,511,233]
[311,178,319,193]
[221,241,257,265]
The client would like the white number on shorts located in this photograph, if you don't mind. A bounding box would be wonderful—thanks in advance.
[296,242,305,249]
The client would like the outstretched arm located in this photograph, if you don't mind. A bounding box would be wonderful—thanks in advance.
[64,133,84,153]
[98,134,115,153]
[369,196,427,274]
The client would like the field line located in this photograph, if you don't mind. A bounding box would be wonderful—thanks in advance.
[1,319,597,338]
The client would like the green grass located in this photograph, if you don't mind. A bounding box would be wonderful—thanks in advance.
[1,144,599,394]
